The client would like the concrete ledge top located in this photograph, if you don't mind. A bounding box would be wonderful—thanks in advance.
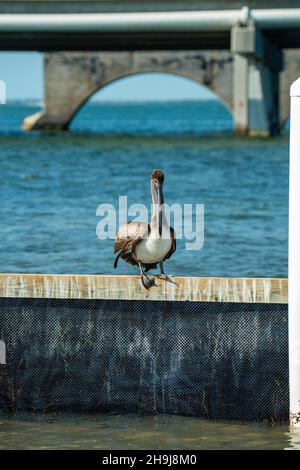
[0,274,288,303]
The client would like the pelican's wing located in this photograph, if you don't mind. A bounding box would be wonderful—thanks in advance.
[163,227,176,260]
[114,221,150,267]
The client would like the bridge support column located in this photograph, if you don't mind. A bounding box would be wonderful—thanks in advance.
[231,25,283,136]
[22,53,106,131]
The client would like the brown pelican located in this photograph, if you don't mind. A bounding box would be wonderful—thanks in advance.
[114,169,176,289]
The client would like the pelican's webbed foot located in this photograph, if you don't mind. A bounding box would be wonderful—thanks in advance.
[139,262,157,290]
[156,274,178,285]
[141,273,156,290]
[156,262,178,286]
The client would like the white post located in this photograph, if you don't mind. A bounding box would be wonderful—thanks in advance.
[289,77,300,428]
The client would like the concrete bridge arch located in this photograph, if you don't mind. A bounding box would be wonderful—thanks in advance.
[23,51,233,131]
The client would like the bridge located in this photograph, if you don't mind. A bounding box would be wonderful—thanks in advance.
[1,1,300,135]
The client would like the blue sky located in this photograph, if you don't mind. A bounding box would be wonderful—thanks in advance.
[0,52,215,102]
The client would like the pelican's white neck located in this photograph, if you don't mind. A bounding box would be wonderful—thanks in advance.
[150,181,169,236]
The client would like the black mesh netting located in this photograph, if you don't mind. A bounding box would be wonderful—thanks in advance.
[0,297,288,422]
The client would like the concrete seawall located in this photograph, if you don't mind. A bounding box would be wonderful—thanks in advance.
[0,275,288,422]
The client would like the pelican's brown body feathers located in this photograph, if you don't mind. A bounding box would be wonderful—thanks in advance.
[114,220,176,270]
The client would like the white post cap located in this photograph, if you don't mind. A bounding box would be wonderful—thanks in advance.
[290,77,300,97]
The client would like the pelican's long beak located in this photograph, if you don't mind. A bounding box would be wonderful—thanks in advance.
[157,185,163,237]
[159,209,163,237]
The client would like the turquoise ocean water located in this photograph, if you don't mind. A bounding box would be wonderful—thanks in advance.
[0,101,288,277]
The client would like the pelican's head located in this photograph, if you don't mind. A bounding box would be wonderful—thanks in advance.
[151,169,164,202]
[151,169,165,236]
[151,169,164,187]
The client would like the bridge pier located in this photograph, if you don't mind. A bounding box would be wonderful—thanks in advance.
[23,52,106,131]
[231,24,283,136]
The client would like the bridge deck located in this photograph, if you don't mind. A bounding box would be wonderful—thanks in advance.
[0,9,300,50]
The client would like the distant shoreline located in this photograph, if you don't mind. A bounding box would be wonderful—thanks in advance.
[5,98,219,107]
